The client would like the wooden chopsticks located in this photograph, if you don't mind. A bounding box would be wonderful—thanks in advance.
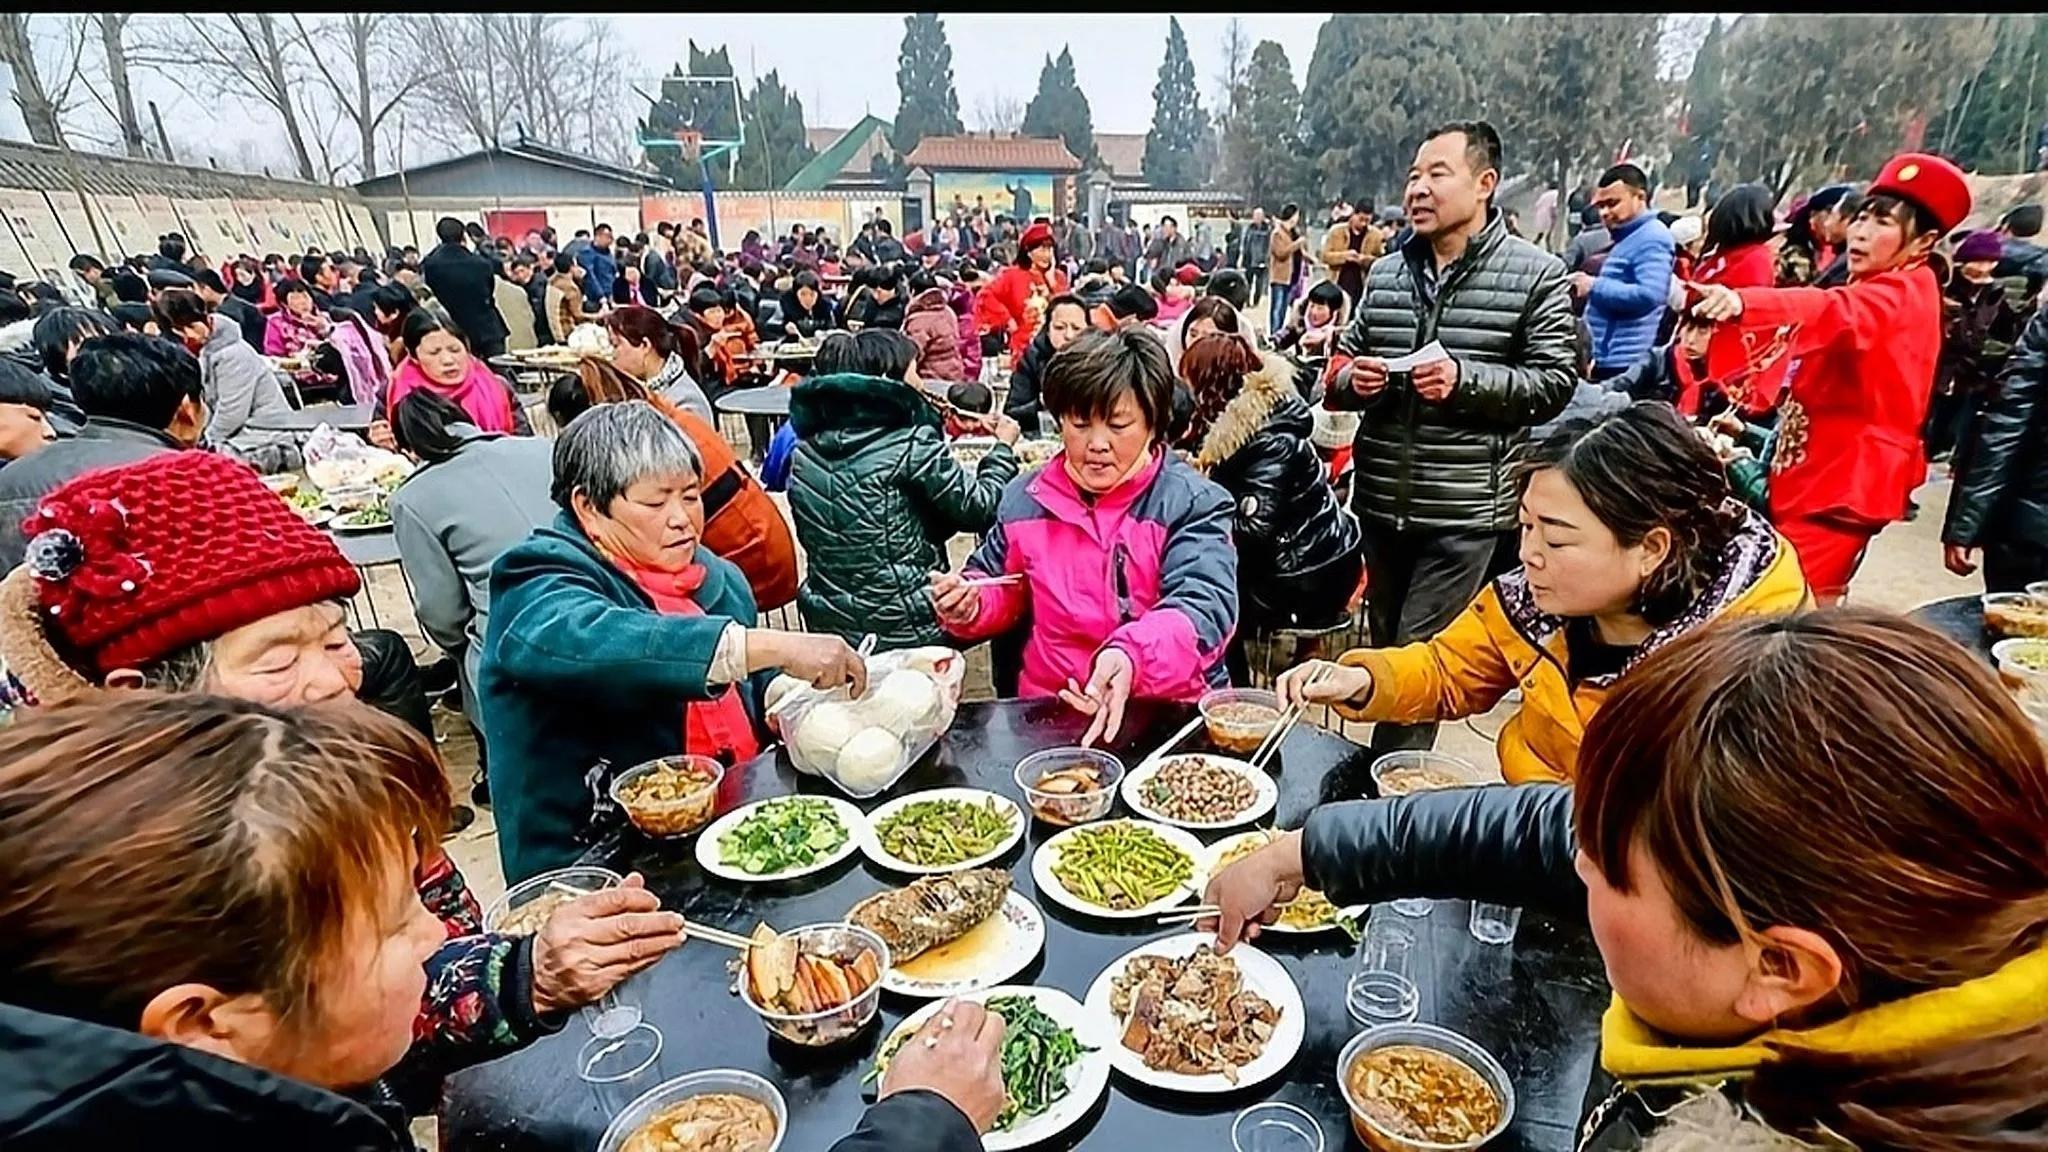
[1247,666,1330,773]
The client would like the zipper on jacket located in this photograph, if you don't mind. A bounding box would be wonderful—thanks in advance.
[1112,543,1135,625]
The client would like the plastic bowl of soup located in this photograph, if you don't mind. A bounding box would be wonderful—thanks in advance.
[1993,638,2048,697]
[599,1068,787,1152]
[483,865,622,938]
[1370,751,1499,798]
[1337,1023,1514,1152]
[1984,592,2048,639]
[1015,747,1124,826]
[610,755,724,838]
[1200,688,1284,755]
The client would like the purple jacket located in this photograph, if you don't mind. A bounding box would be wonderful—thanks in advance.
[947,448,1237,700]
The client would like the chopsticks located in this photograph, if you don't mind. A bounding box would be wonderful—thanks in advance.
[1156,904,1221,926]
[1130,714,1205,774]
[685,921,759,952]
[1247,667,1329,773]
[961,573,1024,588]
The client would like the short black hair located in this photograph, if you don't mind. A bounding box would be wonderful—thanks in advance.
[191,268,229,294]
[906,269,937,294]
[1083,258,1108,275]
[108,303,155,334]
[1704,183,1776,253]
[69,333,202,428]
[1858,192,1942,238]
[1999,204,2043,238]
[1279,202,1299,220]
[875,219,893,235]
[66,254,103,275]
[157,233,187,262]
[275,277,313,306]
[0,291,27,326]
[810,331,859,375]
[151,287,210,331]
[435,217,465,245]
[552,253,574,274]
[1204,269,1250,310]
[687,285,726,313]
[391,387,474,464]
[1108,283,1157,321]
[1598,163,1650,194]
[297,254,328,284]
[1041,327,1175,441]
[0,357,52,411]
[1159,215,1178,228]
[33,307,114,380]
[146,269,194,291]
[848,328,917,380]
[1305,280,1346,311]
[792,269,822,293]
[947,379,993,414]
[109,271,148,304]
[1425,119,1503,179]
[594,222,614,236]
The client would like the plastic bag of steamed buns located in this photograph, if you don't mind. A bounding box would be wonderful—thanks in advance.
[765,647,967,799]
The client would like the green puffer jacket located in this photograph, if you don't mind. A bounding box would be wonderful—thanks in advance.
[788,372,1018,649]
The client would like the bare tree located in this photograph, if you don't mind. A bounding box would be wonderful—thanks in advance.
[134,15,318,180]
[970,90,1026,134]
[289,14,424,179]
[95,15,145,156]
[1214,17,1251,127]
[410,14,633,161]
[0,15,91,148]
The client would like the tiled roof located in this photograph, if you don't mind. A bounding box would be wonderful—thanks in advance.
[783,115,894,192]
[1095,132,1147,179]
[903,134,1081,172]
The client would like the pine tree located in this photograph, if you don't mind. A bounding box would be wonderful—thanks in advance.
[733,70,817,191]
[639,42,746,188]
[1221,41,1311,211]
[1021,47,1099,169]
[1668,18,1727,198]
[1143,17,1209,189]
[892,13,964,156]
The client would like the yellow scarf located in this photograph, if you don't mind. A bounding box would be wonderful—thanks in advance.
[1601,944,2048,1083]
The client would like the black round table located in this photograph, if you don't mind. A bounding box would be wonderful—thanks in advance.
[246,402,378,435]
[1908,594,1993,662]
[440,699,1606,1151]
[713,385,794,418]
[330,524,399,569]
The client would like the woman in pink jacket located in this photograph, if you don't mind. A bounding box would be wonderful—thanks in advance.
[931,328,1239,745]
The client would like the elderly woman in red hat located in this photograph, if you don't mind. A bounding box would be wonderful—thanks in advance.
[1691,152,1970,603]
[975,219,1069,368]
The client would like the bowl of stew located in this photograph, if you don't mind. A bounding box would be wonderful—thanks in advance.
[598,1068,787,1152]
[1200,688,1284,755]
[1337,1023,1514,1152]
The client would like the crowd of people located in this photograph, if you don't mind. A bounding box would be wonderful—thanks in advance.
[0,107,2042,1152]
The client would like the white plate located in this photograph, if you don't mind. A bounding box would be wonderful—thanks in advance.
[1031,819,1207,920]
[1120,753,1278,830]
[1083,933,1305,1094]
[1204,831,1366,936]
[695,794,866,882]
[881,890,1046,998]
[876,986,1113,1151]
[861,787,1025,874]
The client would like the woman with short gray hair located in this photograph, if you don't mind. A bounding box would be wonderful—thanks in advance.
[478,400,868,882]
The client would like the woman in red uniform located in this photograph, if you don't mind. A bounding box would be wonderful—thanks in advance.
[975,221,1069,370]
[1691,153,1969,603]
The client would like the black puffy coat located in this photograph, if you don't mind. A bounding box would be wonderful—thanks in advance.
[1327,208,1577,532]
[1002,325,1056,426]
[1947,305,2048,553]
[1197,354,1362,630]
[845,289,906,331]
[780,290,840,339]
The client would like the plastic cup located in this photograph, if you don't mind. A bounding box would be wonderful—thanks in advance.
[577,1020,665,1117]
[1347,909,1420,1027]
[1232,1101,1325,1152]
[1470,902,1522,945]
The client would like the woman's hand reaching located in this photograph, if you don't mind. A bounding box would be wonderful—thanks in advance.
[1274,658,1374,712]
[1060,646,1134,747]
[1198,831,1307,952]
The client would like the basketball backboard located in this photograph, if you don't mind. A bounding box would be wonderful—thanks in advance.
[634,72,744,173]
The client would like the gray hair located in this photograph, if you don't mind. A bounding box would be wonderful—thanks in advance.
[551,399,702,514]
[136,640,213,691]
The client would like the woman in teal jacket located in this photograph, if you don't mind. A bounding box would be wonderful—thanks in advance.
[479,401,865,883]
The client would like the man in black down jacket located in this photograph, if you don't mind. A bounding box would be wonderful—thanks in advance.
[1944,304,2048,590]
[419,216,510,359]
[1326,120,1575,762]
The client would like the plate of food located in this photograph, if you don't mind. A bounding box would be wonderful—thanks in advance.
[1207,829,1364,937]
[1120,753,1277,830]
[861,788,1024,873]
[331,500,392,533]
[1030,819,1205,919]
[697,794,865,882]
[1084,933,1304,1093]
[849,868,1045,998]
[1985,591,2048,639]
[866,986,1112,1152]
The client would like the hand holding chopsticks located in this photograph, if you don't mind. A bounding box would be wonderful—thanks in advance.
[682,920,759,951]
[1248,664,1331,772]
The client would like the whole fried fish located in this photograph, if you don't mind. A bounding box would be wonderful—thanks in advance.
[848,868,1010,961]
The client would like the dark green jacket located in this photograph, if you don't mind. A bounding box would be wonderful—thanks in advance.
[787,373,1017,649]
[478,512,767,884]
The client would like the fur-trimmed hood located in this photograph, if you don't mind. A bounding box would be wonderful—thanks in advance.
[787,372,940,453]
[1195,353,1310,470]
[0,565,91,709]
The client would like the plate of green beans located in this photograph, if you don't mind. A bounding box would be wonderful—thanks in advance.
[1031,818,1208,919]
[861,788,1025,874]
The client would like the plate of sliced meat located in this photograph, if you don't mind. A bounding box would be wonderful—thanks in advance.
[1083,933,1304,1094]
[847,868,1046,998]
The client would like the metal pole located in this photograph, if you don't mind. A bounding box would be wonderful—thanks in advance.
[700,147,720,252]
[2021,41,2040,174]
[395,112,416,250]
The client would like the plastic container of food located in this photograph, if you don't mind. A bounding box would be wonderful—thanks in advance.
[1201,687,1284,755]
[321,480,383,512]
[483,865,622,938]
[1370,751,1499,798]
[610,754,725,838]
[597,1068,788,1152]
[737,923,887,1047]
[2029,581,2048,600]
[1984,591,2048,639]
[1337,1023,1515,1152]
[1015,747,1124,826]
[1993,638,2048,696]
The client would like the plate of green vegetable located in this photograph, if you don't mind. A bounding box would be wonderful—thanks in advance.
[860,788,1024,874]
[696,794,865,882]
[1031,818,1207,919]
[865,986,1112,1151]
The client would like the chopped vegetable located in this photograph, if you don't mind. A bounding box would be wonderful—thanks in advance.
[717,797,849,875]
[1051,823,1192,910]
[867,994,1094,1132]
[874,797,1017,866]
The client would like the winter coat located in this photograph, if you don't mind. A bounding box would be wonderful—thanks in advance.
[788,373,1016,649]
[1530,377,1635,443]
[1996,236,2047,316]
[388,428,557,715]
[1692,241,1775,291]
[1947,305,2048,553]
[1299,785,2048,1152]
[0,423,184,571]
[945,447,1238,702]
[479,513,770,883]
[1938,276,2023,402]
[1328,508,1806,784]
[779,290,840,339]
[1072,272,1117,311]
[948,281,983,381]
[647,351,714,426]
[216,291,270,351]
[1706,263,1942,527]
[903,286,966,382]
[1268,223,1309,288]
[1326,207,1579,533]
[1196,354,1362,631]
[1003,325,1058,426]
[975,265,1069,363]
[1320,221,1384,300]
[1564,225,1614,277]
[492,275,537,352]
[575,243,618,307]
[1584,212,1676,372]
[420,243,509,351]
[194,315,297,460]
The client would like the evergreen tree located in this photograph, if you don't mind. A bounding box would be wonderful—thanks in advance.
[1220,41,1311,211]
[1945,15,2046,174]
[1021,47,1099,169]
[1143,17,1209,188]
[639,42,745,187]
[733,70,817,191]
[893,13,964,156]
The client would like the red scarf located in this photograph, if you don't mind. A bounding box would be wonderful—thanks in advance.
[611,552,762,769]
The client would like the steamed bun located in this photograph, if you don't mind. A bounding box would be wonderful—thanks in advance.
[834,726,904,793]
[860,669,944,734]
[791,700,862,771]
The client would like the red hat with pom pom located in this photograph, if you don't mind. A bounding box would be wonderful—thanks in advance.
[21,451,361,676]
[1868,152,1972,235]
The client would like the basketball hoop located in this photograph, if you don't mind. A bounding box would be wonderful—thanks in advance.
[676,129,703,168]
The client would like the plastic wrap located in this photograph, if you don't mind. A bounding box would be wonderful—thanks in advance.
[768,646,966,799]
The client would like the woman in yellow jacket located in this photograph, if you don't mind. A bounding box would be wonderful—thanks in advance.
[1279,402,1809,786]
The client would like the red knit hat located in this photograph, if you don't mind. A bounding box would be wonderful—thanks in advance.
[1019,221,1055,251]
[1868,152,1972,235]
[1174,263,1203,286]
[20,452,362,676]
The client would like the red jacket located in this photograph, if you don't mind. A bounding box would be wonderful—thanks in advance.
[1709,263,1941,526]
[974,265,1069,366]
[1694,242,1775,290]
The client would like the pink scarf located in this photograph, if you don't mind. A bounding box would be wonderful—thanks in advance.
[387,356,517,434]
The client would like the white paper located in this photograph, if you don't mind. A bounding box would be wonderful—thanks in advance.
[1382,340,1450,373]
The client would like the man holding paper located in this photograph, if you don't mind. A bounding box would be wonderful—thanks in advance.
[1323,119,1576,767]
